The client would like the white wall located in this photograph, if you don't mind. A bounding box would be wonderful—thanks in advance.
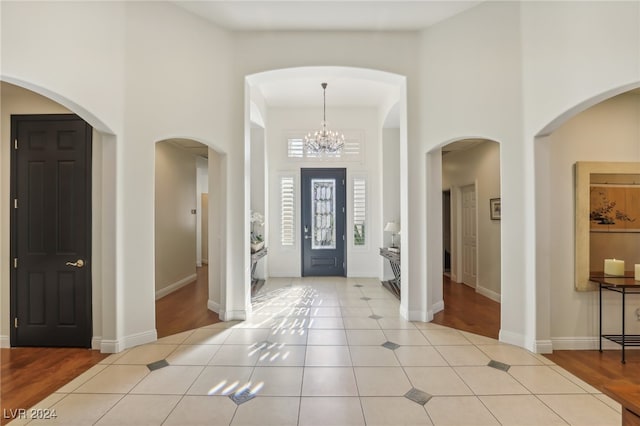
[382,128,400,280]
[4,0,640,353]
[2,1,236,351]
[251,127,266,223]
[238,33,422,321]
[266,106,383,278]
[523,1,640,352]
[207,148,226,314]
[522,2,640,137]
[442,141,501,301]
[123,2,239,336]
[0,1,126,134]
[154,142,197,298]
[418,0,640,352]
[419,1,524,346]
[539,93,640,349]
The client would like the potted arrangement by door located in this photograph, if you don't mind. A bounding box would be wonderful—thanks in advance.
[251,211,265,252]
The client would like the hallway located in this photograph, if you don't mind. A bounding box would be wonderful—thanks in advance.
[155,266,220,338]
[4,276,620,425]
[432,276,500,340]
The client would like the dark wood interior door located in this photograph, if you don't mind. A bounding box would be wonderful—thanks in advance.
[301,168,346,276]
[11,114,92,347]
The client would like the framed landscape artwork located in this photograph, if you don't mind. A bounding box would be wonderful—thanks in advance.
[490,198,501,220]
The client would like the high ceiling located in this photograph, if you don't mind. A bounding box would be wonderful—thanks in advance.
[258,77,398,108]
[172,1,482,122]
[173,1,483,32]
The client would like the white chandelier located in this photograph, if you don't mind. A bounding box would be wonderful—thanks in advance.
[304,82,345,154]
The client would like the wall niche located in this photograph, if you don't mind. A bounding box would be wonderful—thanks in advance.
[575,162,640,291]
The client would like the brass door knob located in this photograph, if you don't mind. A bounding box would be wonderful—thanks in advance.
[65,259,85,268]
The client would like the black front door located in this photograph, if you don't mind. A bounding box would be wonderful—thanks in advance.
[11,114,92,347]
[301,168,346,276]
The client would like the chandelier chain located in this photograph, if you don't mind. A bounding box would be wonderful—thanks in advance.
[304,82,345,155]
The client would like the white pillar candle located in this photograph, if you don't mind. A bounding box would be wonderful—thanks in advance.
[635,264,640,281]
[604,259,625,276]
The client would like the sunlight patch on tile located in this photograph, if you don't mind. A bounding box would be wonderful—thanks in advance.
[207,380,229,395]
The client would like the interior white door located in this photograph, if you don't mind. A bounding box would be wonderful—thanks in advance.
[461,184,477,287]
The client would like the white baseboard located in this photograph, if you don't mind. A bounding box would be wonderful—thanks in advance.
[91,336,102,351]
[550,336,625,351]
[100,329,157,353]
[476,285,501,303]
[408,309,429,322]
[495,333,624,354]
[122,329,157,350]
[534,339,553,354]
[220,310,247,321]
[1,333,160,353]
[196,261,202,267]
[499,329,531,351]
[155,273,197,300]
[405,302,444,324]
[428,300,445,321]
[100,339,121,353]
[399,305,409,321]
[208,299,221,313]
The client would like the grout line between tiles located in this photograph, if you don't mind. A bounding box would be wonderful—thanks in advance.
[474,393,506,426]
[531,393,575,425]
[55,277,617,425]
[85,392,128,426]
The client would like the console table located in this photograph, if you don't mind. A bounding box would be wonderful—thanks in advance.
[591,272,640,363]
[251,248,268,296]
[379,248,400,299]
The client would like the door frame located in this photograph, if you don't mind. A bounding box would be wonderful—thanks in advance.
[10,113,93,347]
[300,167,347,277]
[442,189,451,274]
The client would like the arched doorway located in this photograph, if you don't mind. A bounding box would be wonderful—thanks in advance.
[535,84,640,352]
[153,138,222,337]
[0,79,117,351]
[533,83,640,392]
[244,66,412,315]
[433,138,502,339]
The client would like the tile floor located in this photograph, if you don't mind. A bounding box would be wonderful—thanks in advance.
[9,277,621,425]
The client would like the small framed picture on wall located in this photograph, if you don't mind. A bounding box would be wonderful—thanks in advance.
[490,198,501,220]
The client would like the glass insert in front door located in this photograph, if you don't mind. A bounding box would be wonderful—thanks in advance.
[311,179,336,249]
